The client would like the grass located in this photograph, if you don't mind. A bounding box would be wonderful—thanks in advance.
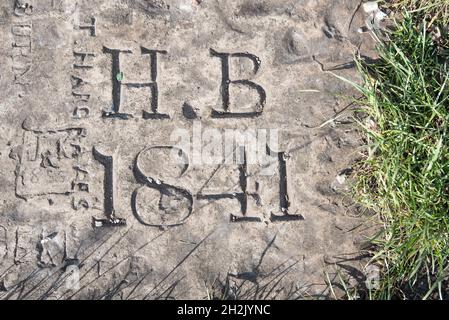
[350,4,449,299]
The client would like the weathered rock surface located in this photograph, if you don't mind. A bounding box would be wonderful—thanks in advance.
[0,0,377,299]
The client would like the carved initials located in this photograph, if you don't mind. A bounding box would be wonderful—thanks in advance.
[103,46,168,120]
[210,49,266,118]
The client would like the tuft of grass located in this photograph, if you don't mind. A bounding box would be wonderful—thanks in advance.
[352,11,449,299]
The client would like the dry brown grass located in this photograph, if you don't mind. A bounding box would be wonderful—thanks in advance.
[381,0,449,25]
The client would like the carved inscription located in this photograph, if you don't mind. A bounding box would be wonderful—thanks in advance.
[197,147,262,223]
[71,15,96,119]
[11,22,32,95]
[75,16,96,37]
[92,147,126,228]
[103,47,168,119]
[89,144,299,228]
[13,127,85,199]
[210,49,266,118]
[69,11,96,210]
[11,38,302,229]
[13,1,34,16]
[132,146,193,228]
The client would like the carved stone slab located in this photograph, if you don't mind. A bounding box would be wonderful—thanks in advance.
[0,0,376,299]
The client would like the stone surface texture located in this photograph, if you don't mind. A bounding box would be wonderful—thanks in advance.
[0,0,376,299]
